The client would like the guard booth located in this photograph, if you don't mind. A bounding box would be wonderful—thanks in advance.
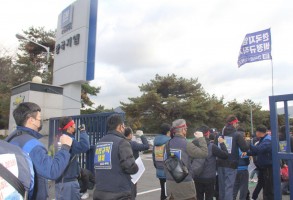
[270,94,293,200]
[48,112,124,173]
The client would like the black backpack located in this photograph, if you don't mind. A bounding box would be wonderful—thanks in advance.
[164,140,189,183]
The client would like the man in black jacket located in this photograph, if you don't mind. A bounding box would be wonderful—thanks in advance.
[217,115,249,200]
[125,128,149,160]
[124,127,149,199]
[93,114,138,200]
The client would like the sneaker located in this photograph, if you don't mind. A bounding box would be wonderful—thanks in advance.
[252,179,257,183]
[81,192,89,199]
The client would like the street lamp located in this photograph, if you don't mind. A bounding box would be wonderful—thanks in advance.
[16,33,50,72]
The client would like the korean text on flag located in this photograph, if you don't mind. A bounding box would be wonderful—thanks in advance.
[238,28,272,67]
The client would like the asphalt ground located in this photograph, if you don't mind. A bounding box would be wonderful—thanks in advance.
[48,153,291,200]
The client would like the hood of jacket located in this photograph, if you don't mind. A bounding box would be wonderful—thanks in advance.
[223,124,236,136]
[154,134,170,146]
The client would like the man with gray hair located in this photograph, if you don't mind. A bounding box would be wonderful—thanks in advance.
[164,119,208,200]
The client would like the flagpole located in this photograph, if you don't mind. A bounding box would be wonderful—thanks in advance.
[271,59,274,96]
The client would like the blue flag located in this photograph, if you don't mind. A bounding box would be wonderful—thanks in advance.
[238,28,272,67]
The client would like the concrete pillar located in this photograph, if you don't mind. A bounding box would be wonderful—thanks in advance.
[9,81,63,135]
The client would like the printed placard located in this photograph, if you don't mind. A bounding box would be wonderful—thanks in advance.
[154,145,165,162]
[94,142,113,169]
[279,141,287,152]
[0,154,22,199]
[170,149,182,159]
[219,136,233,153]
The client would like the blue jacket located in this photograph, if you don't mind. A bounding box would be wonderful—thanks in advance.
[6,126,71,200]
[152,134,170,178]
[56,130,90,183]
[129,135,149,159]
[248,134,272,168]
[237,149,249,171]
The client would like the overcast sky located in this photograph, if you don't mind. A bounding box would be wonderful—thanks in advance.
[1,0,293,110]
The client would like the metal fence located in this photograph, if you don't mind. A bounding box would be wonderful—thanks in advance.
[269,94,293,199]
[48,112,124,172]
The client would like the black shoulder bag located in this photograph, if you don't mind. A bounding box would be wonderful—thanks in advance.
[164,140,189,183]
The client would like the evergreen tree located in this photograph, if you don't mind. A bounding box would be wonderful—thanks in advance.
[0,52,13,129]
[121,74,226,134]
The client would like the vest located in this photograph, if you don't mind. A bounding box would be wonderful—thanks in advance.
[153,134,170,179]
[165,135,193,182]
[94,131,132,193]
[154,144,167,170]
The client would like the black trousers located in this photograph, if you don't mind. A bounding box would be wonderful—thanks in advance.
[194,181,215,200]
[131,183,137,200]
[262,167,274,200]
[159,178,167,200]
[252,169,263,199]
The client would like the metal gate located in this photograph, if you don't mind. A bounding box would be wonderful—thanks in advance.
[48,112,124,172]
[270,94,293,200]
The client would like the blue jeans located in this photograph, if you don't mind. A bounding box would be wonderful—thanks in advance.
[233,170,248,200]
[218,167,237,200]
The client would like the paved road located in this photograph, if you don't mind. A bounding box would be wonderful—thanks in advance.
[136,154,161,200]
[49,152,291,200]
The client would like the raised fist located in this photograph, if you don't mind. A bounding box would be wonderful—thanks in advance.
[60,134,73,147]
[136,130,143,137]
[194,131,203,138]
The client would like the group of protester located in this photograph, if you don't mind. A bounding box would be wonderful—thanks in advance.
[0,101,290,200]
[92,113,276,200]
[151,115,276,200]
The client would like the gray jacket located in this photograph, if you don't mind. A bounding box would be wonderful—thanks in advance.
[165,134,207,200]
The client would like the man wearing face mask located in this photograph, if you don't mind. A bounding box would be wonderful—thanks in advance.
[55,116,90,200]
[93,114,138,200]
[6,102,73,200]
